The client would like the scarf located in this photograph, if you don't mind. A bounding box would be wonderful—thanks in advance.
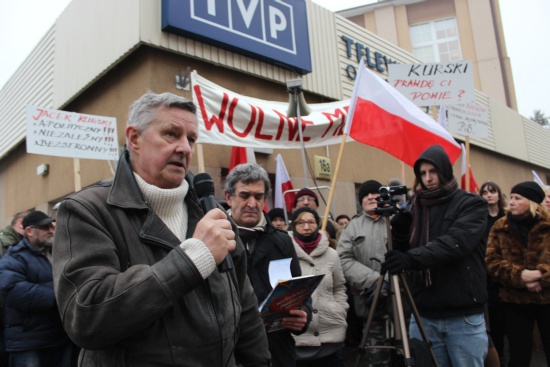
[410,177,459,248]
[228,209,266,254]
[409,176,458,287]
[507,211,538,246]
[293,231,321,255]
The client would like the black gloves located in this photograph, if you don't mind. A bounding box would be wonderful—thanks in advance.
[381,250,414,274]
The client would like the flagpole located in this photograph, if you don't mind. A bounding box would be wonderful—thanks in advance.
[196,143,205,173]
[465,136,470,192]
[321,133,347,232]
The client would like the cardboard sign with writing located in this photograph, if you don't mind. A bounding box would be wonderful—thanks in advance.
[388,61,475,106]
[447,103,489,139]
[26,106,119,160]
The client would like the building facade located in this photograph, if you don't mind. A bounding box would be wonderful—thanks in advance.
[0,0,549,224]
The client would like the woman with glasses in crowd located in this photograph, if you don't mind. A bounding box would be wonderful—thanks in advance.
[288,207,348,367]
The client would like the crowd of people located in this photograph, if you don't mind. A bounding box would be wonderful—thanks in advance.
[0,92,549,367]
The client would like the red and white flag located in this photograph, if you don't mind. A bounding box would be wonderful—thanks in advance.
[274,154,295,212]
[344,59,461,166]
[229,147,256,171]
[460,143,479,193]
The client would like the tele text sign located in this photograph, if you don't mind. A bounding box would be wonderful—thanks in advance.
[162,0,312,74]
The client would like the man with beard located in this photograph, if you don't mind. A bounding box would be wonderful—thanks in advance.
[0,211,72,366]
[224,163,311,367]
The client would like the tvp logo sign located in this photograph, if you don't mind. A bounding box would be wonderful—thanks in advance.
[162,0,312,74]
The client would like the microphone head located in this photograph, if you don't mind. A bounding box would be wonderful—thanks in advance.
[193,173,215,198]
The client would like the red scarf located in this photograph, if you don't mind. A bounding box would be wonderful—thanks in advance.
[294,232,321,255]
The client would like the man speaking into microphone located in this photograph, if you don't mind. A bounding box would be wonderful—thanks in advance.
[52,92,270,366]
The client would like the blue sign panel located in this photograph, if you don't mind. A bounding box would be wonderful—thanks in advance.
[162,0,312,74]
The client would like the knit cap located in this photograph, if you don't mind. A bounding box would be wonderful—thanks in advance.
[511,181,545,204]
[358,180,382,203]
[293,188,319,207]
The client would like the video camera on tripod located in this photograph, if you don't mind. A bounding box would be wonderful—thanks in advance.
[374,185,408,217]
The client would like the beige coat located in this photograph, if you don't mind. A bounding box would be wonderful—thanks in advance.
[290,232,348,347]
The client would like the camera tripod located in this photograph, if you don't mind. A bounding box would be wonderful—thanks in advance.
[354,203,438,367]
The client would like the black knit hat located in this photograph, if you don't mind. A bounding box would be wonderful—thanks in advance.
[268,208,285,221]
[291,207,320,225]
[358,180,382,203]
[511,181,545,204]
[293,188,319,207]
[22,211,55,229]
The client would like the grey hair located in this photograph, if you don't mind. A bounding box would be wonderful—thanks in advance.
[127,91,196,133]
[224,163,271,198]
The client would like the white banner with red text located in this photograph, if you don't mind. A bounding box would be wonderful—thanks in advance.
[192,72,352,148]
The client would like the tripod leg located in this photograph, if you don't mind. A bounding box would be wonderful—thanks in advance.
[390,273,413,366]
[354,276,384,367]
[399,273,439,367]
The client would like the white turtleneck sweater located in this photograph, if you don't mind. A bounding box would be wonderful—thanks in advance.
[134,173,216,279]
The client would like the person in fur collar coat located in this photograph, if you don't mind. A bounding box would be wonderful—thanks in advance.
[486,181,550,367]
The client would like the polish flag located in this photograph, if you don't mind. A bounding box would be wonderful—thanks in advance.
[229,147,256,170]
[274,154,295,213]
[460,144,479,193]
[344,59,461,166]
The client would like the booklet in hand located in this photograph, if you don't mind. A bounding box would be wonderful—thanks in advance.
[258,273,325,332]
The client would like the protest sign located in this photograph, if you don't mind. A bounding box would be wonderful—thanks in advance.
[26,106,119,160]
[388,61,474,106]
[447,103,489,139]
[192,72,352,148]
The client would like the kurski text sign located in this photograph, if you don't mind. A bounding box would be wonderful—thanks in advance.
[388,61,475,106]
[26,106,119,160]
[192,72,352,148]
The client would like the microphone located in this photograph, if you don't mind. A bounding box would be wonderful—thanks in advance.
[193,173,234,273]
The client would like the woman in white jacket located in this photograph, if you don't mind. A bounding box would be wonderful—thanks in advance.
[289,207,348,367]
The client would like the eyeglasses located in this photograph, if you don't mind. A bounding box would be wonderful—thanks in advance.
[295,220,317,228]
[296,196,315,203]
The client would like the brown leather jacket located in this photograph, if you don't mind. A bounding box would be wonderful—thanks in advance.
[53,151,270,366]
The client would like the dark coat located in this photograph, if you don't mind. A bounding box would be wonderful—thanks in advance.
[0,238,69,352]
[486,207,550,304]
[393,145,488,317]
[242,217,311,367]
[53,151,270,367]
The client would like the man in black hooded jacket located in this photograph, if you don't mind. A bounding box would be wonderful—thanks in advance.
[382,144,488,367]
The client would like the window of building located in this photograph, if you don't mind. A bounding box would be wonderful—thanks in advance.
[409,18,462,62]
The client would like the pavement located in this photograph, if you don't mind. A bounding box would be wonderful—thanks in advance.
[342,342,547,366]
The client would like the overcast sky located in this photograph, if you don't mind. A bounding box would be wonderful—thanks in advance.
[0,0,548,119]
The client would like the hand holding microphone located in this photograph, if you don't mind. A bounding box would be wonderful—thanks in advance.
[193,173,234,272]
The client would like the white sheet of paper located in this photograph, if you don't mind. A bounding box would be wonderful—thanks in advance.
[268,258,292,288]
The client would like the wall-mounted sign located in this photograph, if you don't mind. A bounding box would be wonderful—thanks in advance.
[26,106,119,161]
[340,35,397,80]
[447,103,489,139]
[162,0,312,74]
[314,156,331,180]
[388,61,475,106]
